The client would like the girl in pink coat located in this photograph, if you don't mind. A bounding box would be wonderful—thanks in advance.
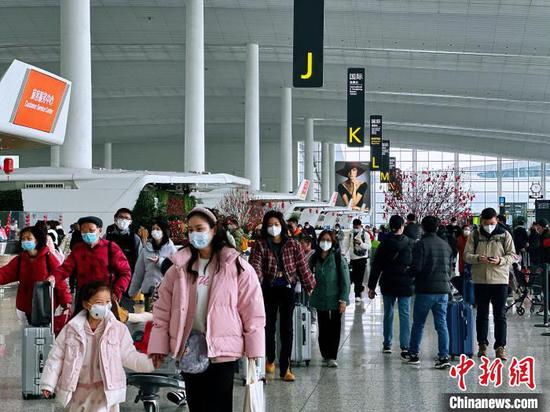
[40,281,154,411]
[148,207,266,412]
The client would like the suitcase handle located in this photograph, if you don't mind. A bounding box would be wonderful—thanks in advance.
[47,281,54,335]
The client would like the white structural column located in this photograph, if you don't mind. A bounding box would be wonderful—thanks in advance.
[60,0,92,169]
[292,141,299,191]
[497,157,503,199]
[304,118,314,201]
[329,143,335,196]
[321,143,330,201]
[244,43,260,191]
[280,87,293,193]
[542,162,547,197]
[104,142,112,169]
[184,0,205,173]
[50,146,60,167]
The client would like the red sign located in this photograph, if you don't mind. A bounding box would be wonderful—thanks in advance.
[11,69,69,133]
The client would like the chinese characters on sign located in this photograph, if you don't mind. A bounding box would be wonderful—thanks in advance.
[346,68,365,148]
[450,355,536,391]
[11,69,69,133]
[370,115,382,170]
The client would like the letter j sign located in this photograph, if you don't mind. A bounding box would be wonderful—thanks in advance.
[293,0,324,88]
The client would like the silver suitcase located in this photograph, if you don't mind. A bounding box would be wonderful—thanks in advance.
[22,282,54,399]
[291,304,312,366]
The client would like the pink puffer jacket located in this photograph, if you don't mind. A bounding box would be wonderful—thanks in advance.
[148,246,266,361]
[40,310,154,408]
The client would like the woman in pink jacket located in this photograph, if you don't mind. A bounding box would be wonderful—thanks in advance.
[148,207,266,412]
[40,281,154,411]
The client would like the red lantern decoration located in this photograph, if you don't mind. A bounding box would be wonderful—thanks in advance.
[3,158,14,174]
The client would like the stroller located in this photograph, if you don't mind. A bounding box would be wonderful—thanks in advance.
[505,255,544,316]
[126,313,186,412]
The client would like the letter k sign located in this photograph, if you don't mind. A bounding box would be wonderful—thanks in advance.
[348,127,362,144]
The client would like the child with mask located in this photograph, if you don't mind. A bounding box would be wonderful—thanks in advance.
[308,230,350,368]
[40,281,154,411]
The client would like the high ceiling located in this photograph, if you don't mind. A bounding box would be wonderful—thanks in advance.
[2,0,550,160]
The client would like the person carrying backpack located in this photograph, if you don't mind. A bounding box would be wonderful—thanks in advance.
[368,215,414,359]
[347,218,371,303]
[464,208,516,361]
[309,231,350,368]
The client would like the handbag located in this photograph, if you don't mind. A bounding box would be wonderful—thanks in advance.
[243,358,265,412]
[179,330,210,374]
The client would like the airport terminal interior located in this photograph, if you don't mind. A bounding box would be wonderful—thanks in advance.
[1,1,550,412]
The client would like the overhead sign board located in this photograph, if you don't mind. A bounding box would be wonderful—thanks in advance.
[0,60,71,148]
[293,0,324,87]
[370,115,382,171]
[380,140,391,183]
[346,68,365,147]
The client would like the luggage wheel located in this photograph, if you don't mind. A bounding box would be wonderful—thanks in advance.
[517,307,525,316]
[143,400,159,412]
[305,360,310,367]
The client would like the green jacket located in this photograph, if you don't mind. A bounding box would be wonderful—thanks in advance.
[309,252,350,311]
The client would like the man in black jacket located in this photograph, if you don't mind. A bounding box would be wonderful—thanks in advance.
[406,216,453,369]
[368,215,414,359]
[403,213,422,241]
[512,217,529,255]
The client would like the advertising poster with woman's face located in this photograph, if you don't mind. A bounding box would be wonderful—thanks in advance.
[335,162,370,210]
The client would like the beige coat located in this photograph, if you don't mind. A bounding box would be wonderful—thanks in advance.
[464,228,516,285]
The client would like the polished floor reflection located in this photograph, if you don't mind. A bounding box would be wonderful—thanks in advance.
[0,284,548,412]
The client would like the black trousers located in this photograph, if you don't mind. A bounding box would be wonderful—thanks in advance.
[263,286,294,376]
[317,310,342,360]
[350,258,367,297]
[182,361,236,412]
[474,284,508,349]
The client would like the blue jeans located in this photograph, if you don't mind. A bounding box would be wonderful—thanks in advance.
[382,295,411,350]
[408,294,449,359]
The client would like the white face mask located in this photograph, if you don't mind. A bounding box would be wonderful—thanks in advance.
[89,302,112,320]
[267,226,282,237]
[483,224,497,234]
[116,219,131,231]
[463,230,471,237]
[354,228,361,234]
[319,240,332,251]
[151,230,163,241]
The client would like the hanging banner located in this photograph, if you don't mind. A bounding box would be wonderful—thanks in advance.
[346,68,365,147]
[370,115,382,171]
[380,140,391,183]
[293,0,324,88]
[335,161,371,210]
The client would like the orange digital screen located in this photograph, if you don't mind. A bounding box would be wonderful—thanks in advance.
[11,69,68,133]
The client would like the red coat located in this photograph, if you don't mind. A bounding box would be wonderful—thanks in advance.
[52,239,131,299]
[0,247,72,315]
[457,235,468,274]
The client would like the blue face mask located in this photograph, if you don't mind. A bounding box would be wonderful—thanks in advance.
[82,232,98,245]
[21,241,36,251]
[189,231,212,250]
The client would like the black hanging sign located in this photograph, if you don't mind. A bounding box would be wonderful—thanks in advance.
[370,115,382,170]
[293,0,324,87]
[380,140,391,183]
[346,68,365,147]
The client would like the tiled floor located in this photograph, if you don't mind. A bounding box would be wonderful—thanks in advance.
[0,284,548,412]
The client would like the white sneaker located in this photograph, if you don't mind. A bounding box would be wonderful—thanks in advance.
[327,359,338,368]
[311,323,317,334]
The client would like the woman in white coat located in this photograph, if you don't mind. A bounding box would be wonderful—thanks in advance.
[128,220,177,311]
